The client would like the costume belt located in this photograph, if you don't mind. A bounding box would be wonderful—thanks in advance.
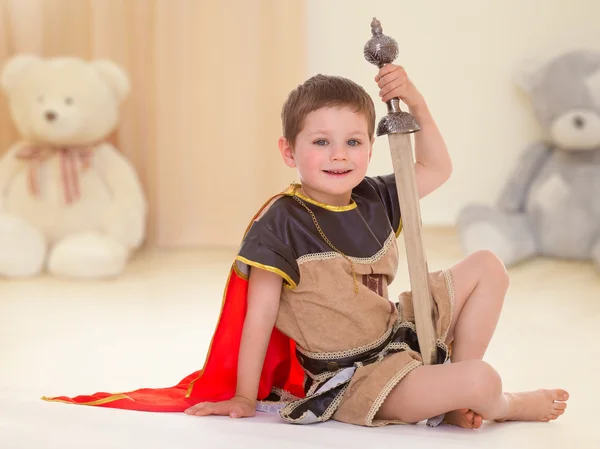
[270,318,449,425]
[296,323,447,378]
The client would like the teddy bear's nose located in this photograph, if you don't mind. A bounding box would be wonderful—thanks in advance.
[45,110,58,122]
[573,115,585,129]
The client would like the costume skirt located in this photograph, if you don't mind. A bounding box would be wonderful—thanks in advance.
[257,269,455,427]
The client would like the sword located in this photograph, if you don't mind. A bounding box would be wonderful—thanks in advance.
[363,17,437,366]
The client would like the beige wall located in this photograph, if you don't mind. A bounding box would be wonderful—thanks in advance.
[0,0,304,248]
[305,0,600,225]
[3,0,598,248]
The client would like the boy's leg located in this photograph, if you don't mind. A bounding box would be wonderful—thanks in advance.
[378,250,568,426]
[375,359,568,424]
[446,250,509,361]
[439,250,508,427]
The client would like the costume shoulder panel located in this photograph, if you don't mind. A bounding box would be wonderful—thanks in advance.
[353,175,402,237]
[235,195,300,289]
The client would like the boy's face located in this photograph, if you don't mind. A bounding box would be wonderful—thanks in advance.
[279,106,373,206]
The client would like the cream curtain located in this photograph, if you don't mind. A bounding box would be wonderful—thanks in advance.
[0,0,305,248]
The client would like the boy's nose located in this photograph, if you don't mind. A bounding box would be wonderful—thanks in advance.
[330,145,348,160]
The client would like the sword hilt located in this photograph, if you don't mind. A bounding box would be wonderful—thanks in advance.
[363,17,420,136]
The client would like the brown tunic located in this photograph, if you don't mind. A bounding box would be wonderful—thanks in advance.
[234,175,455,426]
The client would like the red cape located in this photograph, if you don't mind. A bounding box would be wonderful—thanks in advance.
[42,194,306,412]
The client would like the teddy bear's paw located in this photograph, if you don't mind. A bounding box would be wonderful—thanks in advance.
[456,205,536,267]
[48,232,128,279]
[0,213,47,278]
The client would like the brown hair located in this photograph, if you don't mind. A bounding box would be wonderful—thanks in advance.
[281,74,375,147]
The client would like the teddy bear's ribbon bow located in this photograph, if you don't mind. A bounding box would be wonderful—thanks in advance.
[15,144,96,204]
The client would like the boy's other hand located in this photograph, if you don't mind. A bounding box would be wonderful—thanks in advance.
[375,64,424,107]
[184,395,257,419]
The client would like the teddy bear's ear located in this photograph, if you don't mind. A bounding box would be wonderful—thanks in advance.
[90,60,130,102]
[1,54,42,93]
[513,56,547,93]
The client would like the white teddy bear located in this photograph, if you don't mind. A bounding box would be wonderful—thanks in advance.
[0,54,147,279]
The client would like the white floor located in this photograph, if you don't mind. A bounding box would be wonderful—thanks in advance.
[1,229,598,449]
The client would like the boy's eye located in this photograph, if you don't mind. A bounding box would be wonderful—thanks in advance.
[313,139,328,146]
[348,139,361,146]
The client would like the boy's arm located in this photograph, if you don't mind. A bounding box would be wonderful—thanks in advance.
[185,266,283,419]
[235,266,283,402]
[375,65,452,200]
[409,99,453,200]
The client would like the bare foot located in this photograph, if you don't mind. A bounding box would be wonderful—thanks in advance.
[496,389,569,422]
[444,408,483,429]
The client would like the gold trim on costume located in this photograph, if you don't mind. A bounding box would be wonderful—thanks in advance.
[396,217,403,238]
[236,256,297,289]
[283,183,357,212]
[295,190,357,212]
[41,394,132,406]
[233,261,248,281]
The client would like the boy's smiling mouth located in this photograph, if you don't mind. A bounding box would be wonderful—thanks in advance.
[323,169,352,176]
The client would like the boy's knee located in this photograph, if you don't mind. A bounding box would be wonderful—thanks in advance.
[473,250,510,290]
[465,360,503,404]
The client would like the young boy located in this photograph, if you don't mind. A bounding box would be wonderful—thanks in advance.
[44,65,568,429]
[183,65,569,428]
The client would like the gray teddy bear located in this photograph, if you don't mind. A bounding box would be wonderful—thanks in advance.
[457,50,600,271]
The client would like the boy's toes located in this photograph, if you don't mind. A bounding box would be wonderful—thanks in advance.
[443,409,482,429]
[553,389,569,401]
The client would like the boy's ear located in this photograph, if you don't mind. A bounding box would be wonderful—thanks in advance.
[278,137,296,168]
